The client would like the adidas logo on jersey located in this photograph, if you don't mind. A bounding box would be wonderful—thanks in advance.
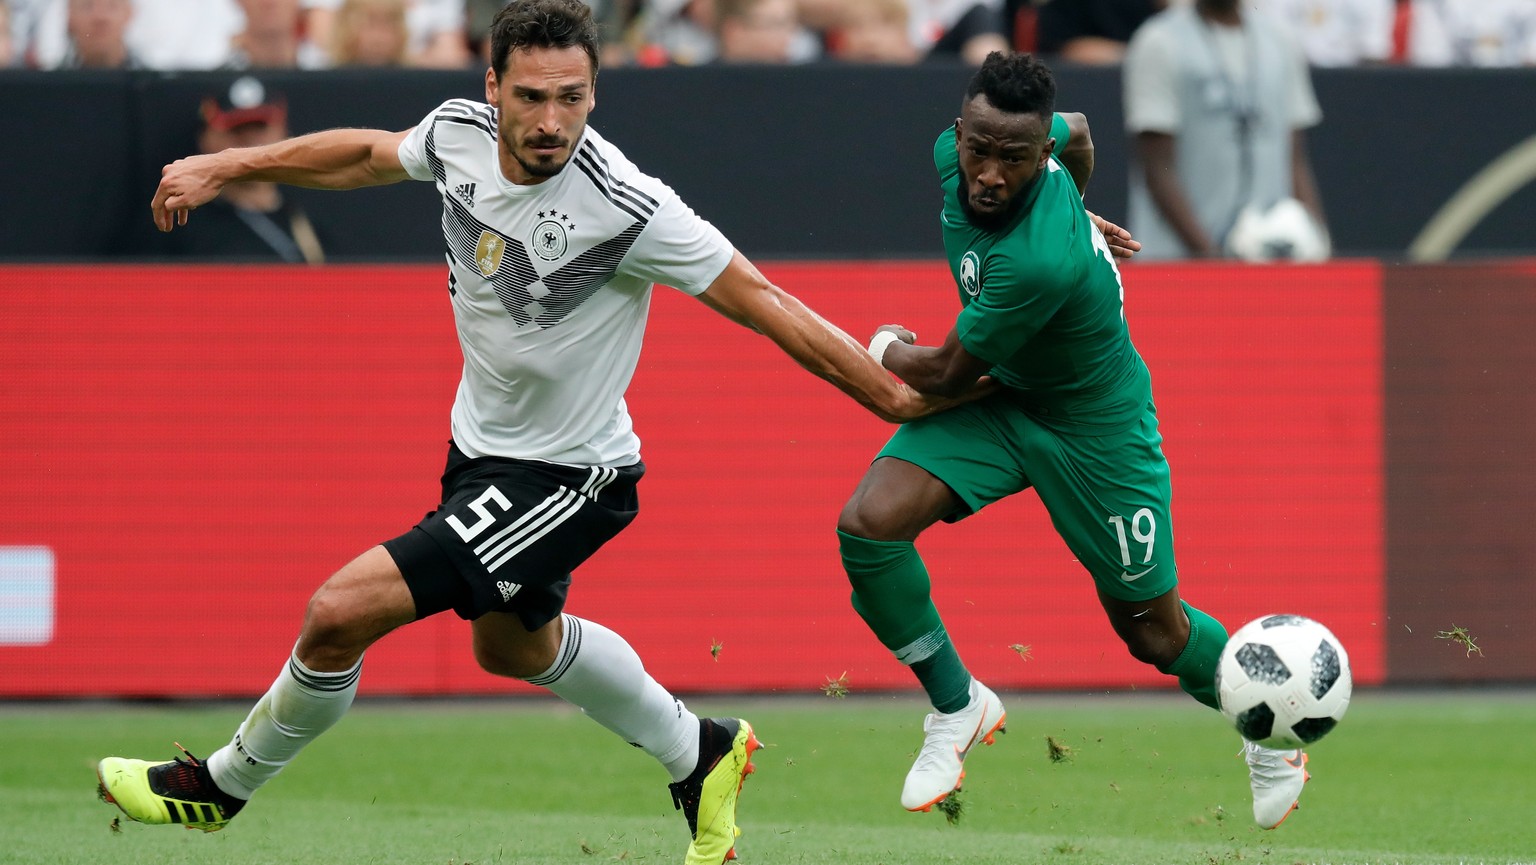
[454,182,477,208]
[496,580,522,601]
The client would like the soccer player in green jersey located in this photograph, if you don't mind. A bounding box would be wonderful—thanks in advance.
[836,52,1311,830]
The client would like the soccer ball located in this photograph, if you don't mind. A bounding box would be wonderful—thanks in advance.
[1215,614,1352,749]
[1226,198,1330,263]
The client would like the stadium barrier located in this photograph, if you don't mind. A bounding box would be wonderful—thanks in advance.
[14,260,1530,698]
[2,65,1535,261]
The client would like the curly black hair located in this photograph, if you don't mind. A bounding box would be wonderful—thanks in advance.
[964,51,1055,120]
[488,0,600,79]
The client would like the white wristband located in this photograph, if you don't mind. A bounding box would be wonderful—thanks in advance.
[868,330,903,367]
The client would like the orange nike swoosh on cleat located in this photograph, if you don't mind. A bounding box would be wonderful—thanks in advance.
[957,719,986,759]
[1283,752,1308,770]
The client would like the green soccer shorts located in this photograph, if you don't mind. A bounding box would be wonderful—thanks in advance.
[878,396,1177,602]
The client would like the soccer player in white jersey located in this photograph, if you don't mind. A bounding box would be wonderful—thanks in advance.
[94,2,985,861]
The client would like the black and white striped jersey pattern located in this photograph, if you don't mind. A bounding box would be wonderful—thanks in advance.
[396,99,734,466]
[422,105,657,329]
[434,99,496,144]
[572,140,660,225]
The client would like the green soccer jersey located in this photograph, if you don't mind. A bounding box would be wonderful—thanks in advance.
[935,115,1151,434]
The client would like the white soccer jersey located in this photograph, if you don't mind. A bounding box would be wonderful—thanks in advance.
[398,99,734,467]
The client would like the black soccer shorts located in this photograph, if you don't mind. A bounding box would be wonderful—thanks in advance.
[382,441,643,629]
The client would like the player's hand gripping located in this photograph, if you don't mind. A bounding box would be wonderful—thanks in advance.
[151,153,236,232]
[871,324,917,350]
[869,325,997,419]
[1088,211,1141,259]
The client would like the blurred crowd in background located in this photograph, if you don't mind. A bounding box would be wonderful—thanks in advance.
[2,0,1530,265]
[1,0,1534,71]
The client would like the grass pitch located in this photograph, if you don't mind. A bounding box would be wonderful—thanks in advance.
[3,690,1532,865]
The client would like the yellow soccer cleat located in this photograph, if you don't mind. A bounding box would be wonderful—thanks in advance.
[96,744,245,833]
[668,718,761,864]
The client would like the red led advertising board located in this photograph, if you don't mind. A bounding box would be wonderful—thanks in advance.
[0,262,1382,697]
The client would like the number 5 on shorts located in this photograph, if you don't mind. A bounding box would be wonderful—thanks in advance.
[447,486,513,542]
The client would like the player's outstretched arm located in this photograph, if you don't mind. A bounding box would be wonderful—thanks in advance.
[151,127,414,232]
[697,252,992,423]
[872,324,992,399]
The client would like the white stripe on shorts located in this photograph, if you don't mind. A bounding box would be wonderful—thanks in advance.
[484,489,587,573]
[472,488,564,558]
[579,466,617,499]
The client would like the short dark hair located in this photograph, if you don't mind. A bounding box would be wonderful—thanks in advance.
[964,52,1055,121]
[487,0,600,80]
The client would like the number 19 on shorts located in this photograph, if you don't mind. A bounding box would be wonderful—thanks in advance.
[1108,508,1157,580]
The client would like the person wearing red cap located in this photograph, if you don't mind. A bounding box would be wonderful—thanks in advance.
[159,76,327,262]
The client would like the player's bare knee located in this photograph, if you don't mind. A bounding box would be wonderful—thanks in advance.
[473,639,543,679]
[470,635,502,676]
[472,645,517,678]
[298,584,373,664]
[837,499,903,541]
[471,612,560,678]
[470,612,561,678]
[836,505,870,539]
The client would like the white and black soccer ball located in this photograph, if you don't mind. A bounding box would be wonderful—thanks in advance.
[1215,614,1352,749]
[1226,198,1330,263]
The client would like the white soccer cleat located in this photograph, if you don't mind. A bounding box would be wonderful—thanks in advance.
[901,679,1007,812]
[1244,740,1309,829]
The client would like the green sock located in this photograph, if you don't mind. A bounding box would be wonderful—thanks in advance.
[838,530,972,713]
[1159,600,1229,710]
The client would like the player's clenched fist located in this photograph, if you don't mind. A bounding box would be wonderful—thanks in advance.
[867,325,916,368]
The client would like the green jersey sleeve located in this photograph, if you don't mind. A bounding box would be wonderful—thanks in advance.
[955,251,1075,364]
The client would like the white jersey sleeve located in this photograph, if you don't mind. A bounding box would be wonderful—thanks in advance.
[397,104,446,182]
[617,187,734,297]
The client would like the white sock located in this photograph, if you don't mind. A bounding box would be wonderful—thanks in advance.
[527,614,700,781]
[206,651,362,800]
